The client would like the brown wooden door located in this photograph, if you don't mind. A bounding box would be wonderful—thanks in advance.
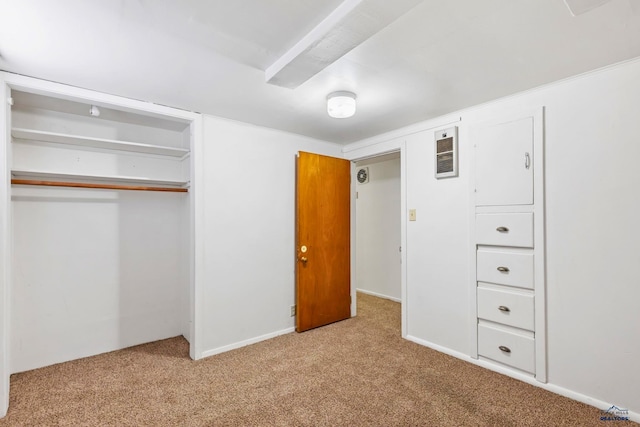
[296,151,351,332]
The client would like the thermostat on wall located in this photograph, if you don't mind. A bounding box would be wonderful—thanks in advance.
[435,126,458,179]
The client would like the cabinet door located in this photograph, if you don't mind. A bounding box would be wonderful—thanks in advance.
[475,117,533,206]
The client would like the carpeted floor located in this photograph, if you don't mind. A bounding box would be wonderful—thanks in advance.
[0,293,617,426]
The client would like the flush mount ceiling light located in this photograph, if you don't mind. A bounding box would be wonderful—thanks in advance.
[327,91,356,119]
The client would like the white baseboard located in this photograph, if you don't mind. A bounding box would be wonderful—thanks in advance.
[201,327,295,359]
[0,390,6,418]
[405,335,639,423]
[356,288,401,303]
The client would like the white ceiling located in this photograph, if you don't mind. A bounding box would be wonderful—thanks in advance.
[1,0,640,144]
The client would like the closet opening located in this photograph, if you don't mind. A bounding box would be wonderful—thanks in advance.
[4,83,199,377]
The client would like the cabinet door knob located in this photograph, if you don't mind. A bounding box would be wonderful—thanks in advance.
[496,226,509,233]
[497,266,510,273]
[499,346,511,353]
[498,305,510,312]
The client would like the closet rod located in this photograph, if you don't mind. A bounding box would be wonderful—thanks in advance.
[11,179,188,193]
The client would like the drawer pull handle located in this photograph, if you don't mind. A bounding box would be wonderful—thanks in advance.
[498,305,510,312]
[496,226,509,233]
[497,266,510,273]
[499,345,511,353]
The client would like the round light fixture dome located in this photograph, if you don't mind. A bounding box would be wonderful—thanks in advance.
[327,91,356,119]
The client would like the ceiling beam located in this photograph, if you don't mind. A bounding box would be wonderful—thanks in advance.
[265,0,422,89]
[563,0,612,16]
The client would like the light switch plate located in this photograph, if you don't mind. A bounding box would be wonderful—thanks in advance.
[409,209,416,221]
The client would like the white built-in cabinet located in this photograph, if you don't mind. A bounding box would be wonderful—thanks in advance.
[471,107,546,382]
[0,71,202,399]
[475,117,534,206]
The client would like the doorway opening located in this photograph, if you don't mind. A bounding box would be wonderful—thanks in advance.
[354,152,402,327]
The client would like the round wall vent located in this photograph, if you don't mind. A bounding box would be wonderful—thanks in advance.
[357,167,369,184]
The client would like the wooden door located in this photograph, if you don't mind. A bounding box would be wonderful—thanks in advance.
[296,151,351,332]
[475,117,534,206]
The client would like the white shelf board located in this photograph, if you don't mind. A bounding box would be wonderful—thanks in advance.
[11,169,189,187]
[12,128,189,157]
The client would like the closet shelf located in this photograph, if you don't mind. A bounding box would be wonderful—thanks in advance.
[11,169,189,189]
[11,179,188,192]
[12,128,189,157]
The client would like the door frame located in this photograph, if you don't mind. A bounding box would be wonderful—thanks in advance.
[349,160,358,318]
[0,74,11,418]
[343,143,407,337]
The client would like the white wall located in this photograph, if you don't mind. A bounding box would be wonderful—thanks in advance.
[530,61,640,414]
[344,57,640,416]
[404,127,471,353]
[10,188,188,373]
[201,116,343,355]
[355,156,401,301]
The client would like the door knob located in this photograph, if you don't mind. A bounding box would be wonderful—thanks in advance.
[300,257,308,263]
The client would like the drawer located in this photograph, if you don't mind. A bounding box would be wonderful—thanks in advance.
[477,249,534,289]
[477,287,534,331]
[476,213,533,248]
[478,324,535,374]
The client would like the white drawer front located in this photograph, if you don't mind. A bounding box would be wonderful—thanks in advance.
[477,287,534,331]
[477,249,534,289]
[476,213,533,248]
[478,324,535,374]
